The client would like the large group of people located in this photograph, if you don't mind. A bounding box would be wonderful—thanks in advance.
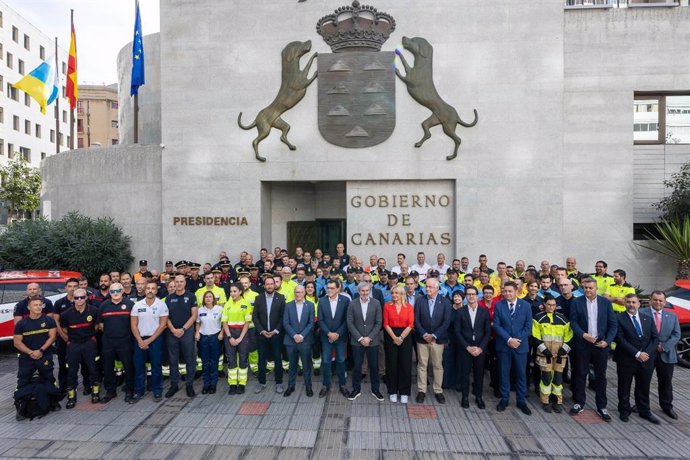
[12,246,681,426]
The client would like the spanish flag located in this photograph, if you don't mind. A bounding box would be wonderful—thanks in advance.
[12,58,59,115]
[67,24,78,109]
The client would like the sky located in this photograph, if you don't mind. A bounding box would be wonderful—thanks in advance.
[4,0,160,85]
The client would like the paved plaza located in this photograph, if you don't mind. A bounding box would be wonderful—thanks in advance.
[0,343,689,459]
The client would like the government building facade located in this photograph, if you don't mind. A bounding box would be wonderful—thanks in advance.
[41,0,690,290]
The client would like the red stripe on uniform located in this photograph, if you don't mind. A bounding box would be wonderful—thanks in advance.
[100,311,130,317]
[68,322,94,329]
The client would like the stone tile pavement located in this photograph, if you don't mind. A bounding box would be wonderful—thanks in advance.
[0,343,689,459]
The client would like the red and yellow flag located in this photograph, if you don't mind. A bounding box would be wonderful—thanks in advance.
[66,23,78,109]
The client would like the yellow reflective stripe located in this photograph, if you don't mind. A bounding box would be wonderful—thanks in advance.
[23,329,50,336]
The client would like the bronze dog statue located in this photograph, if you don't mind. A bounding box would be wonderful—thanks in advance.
[238,40,317,162]
[395,36,478,160]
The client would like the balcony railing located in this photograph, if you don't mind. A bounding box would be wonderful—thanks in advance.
[565,0,683,8]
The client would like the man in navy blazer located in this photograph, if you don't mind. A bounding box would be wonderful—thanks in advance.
[641,290,681,420]
[493,281,532,415]
[614,293,659,424]
[282,285,315,397]
[317,279,350,398]
[414,278,452,404]
[568,277,617,421]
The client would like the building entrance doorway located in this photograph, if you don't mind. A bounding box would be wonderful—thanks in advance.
[287,219,345,258]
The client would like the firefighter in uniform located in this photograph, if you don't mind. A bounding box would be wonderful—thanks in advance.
[532,295,573,413]
[239,272,260,374]
[98,283,135,403]
[53,278,79,394]
[14,297,58,389]
[222,283,253,394]
[60,289,101,408]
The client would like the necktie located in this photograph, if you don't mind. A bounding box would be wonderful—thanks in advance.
[509,302,516,319]
[655,311,662,333]
[632,315,642,337]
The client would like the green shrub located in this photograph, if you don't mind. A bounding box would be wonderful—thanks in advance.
[0,211,133,283]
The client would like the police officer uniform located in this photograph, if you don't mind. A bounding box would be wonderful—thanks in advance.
[98,297,135,402]
[186,262,206,292]
[60,304,100,407]
[14,314,57,388]
[196,304,223,394]
[165,288,197,396]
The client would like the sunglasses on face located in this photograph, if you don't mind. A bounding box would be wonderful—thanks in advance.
[110,289,123,294]
[74,296,87,300]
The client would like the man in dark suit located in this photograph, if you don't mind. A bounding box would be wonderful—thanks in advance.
[455,285,491,409]
[614,293,659,424]
[317,279,350,398]
[282,285,315,397]
[346,282,383,401]
[414,278,452,404]
[493,281,533,415]
[641,290,681,420]
[252,275,286,394]
[569,277,617,421]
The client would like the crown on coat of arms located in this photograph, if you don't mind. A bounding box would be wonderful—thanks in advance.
[316,1,396,53]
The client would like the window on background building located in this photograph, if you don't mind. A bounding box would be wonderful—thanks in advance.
[111,139,118,145]
[0,75,3,90]
[41,152,46,160]
[67,135,70,147]
[24,119,30,135]
[58,133,63,146]
[19,147,30,163]
[0,43,3,59]
[62,86,65,98]
[0,11,3,28]
[12,26,18,43]
[18,59,24,75]
[24,93,30,107]
[62,110,67,123]
[50,129,55,143]
[23,34,30,51]
[61,61,66,75]
[111,120,118,128]
[634,94,690,144]
[6,52,12,69]
[39,45,45,60]
[13,115,19,131]
[35,124,41,138]
[8,143,14,158]
[111,101,118,110]
[0,139,3,156]
[8,85,18,101]
[77,138,84,148]
[0,107,3,123]
[77,119,83,132]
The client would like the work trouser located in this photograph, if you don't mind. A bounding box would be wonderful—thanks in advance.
[311,326,322,370]
[198,333,221,387]
[225,328,250,385]
[247,326,259,373]
[66,339,99,392]
[56,337,90,392]
[17,353,55,389]
[416,342,445,394]
[536,343,567,404]
[166,328,196,388]
[102,337,134,395]
[257,332,283,385]
[133,335,163,396]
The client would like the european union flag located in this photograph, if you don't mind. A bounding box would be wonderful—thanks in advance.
[130,0,145,96]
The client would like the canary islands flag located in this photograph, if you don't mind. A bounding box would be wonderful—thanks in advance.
[12,58,59,114]
[130,0,145,96]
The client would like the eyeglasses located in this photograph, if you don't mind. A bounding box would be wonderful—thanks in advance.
[109,289,123,294]
[74,295,87,300]
[327,286,337,290]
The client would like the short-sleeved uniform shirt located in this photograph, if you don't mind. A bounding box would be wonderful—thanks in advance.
[98,299,135,340]
[197,305,223,335]
[195,285,227,308]
[53,296,75,316]
[222,297,252,327]
[60,306,99,343]
[131,298,169,337]
[165,291,197,329]
[14,297,55,319]
[14,315,56,351]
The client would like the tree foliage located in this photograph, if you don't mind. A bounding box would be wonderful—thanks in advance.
[654,162,690,223]
[0,157,41,222]
[638,216,690,280]
[0,211,133,282]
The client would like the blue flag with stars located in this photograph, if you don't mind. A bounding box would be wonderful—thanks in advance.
[130,0,145,96]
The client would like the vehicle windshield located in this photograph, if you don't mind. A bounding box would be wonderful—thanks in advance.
[666,287,690,302]
[0,282,67,304]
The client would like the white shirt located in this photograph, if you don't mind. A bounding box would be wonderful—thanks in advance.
[329,296,338,318]
[295,301,304,323]
[265,293,274,331]
[411,263,432,280]
[360,297,369,319]
[132,298,169,337]
[390,265,402,275]
[586,296,598,338]
[197,305,223,335]
[432,264,450,276]
[468,305,478,329]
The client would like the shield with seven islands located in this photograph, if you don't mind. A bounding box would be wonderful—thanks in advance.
[317,51,395,148]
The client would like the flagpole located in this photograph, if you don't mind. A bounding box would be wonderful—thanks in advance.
[69,10,74,150]
[55,37,60,155]
[133,94,138,144]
